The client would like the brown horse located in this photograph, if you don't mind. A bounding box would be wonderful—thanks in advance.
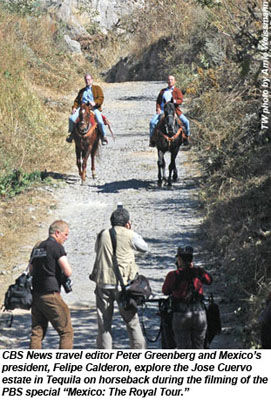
[73,103,100,183]
[153,102,186,187]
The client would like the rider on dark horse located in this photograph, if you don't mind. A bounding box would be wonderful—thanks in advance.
[149,75,190,147]
[66,73,108,145]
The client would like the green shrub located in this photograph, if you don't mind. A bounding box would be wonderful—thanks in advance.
[0,169,43,197]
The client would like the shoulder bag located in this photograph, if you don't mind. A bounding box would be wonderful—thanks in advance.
[109,227,152,311]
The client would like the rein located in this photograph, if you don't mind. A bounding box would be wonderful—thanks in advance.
[140,302,161,343]
[157,110,184,146]
[159,120,183,145]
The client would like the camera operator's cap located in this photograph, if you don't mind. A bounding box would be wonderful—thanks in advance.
[176,246,194,256]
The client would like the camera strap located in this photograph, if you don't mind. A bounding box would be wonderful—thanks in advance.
[109,228,125,290]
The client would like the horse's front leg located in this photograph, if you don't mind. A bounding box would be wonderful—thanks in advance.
[168,149,178,186]
[76,147,82,178]
[90,140,99,179]
[81,158,87,182]
[157,150,166,187]
[81,149,89,183]
[91,153,96,179]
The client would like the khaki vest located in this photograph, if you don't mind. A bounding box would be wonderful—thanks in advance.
[93,226,138,287]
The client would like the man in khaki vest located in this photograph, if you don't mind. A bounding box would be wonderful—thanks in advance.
[90,205,148,349]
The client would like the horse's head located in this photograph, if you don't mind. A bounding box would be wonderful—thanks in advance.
[164,102,176,136]
[78,103,91,135]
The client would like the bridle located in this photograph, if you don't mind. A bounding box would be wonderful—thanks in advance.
[164,112,176,136]
[159,104,184,145]
[77,106,91,136]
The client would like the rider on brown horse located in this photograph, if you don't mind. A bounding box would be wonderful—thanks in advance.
[73,103,100,182]
[66,74,108,145]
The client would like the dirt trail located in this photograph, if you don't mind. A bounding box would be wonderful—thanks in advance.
[0,81,241,349]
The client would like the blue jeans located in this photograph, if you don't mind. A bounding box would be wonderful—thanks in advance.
[149,113,190,137]
[69,108,107,137]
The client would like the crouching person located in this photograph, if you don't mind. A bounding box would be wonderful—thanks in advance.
[162,246,212,349]
[28,220,73,349]
[90,205,148,349]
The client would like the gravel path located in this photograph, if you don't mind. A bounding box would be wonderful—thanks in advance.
[0,81,241,349]
[61,81,200,307]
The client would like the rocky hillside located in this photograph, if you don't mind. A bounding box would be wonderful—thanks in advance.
[37,0,144,53]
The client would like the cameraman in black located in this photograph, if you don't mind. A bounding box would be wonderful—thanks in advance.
[28,220,73,349]
[162,246,212,349]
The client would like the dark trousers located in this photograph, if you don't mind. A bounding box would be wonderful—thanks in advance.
[172,303,207,349]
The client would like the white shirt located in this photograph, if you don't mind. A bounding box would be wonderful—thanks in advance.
[161,87,174,111]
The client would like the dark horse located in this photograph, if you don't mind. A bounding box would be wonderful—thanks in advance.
[153,102,185,187]
[73,103,100,183]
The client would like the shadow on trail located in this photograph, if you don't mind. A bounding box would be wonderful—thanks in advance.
[97,179,152,193]
[0,311,31,348]
[0,306,162,349]
[146,176,200,192]
[146,230,199,258]
[41,170,79,184]
[117,95,155,102]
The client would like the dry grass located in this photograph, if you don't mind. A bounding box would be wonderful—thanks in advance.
[0,6,95,303]
[0,9,94,177]
[119,0,204,58]
[0,186,58,303]
[184,0,269,347]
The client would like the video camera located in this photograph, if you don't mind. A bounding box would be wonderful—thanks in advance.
[61,274,73,293]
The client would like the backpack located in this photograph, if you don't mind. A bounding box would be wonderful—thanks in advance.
[174,268,201,304]
[159,296,176,349]
[183,280,199,303]
[121,273,152,310]
[205,294,222,347]
[4,273,33,311]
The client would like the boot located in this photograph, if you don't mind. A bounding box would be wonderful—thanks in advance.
[102,137,108,145]
[183,135,189,146]
[66,134,73,143]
